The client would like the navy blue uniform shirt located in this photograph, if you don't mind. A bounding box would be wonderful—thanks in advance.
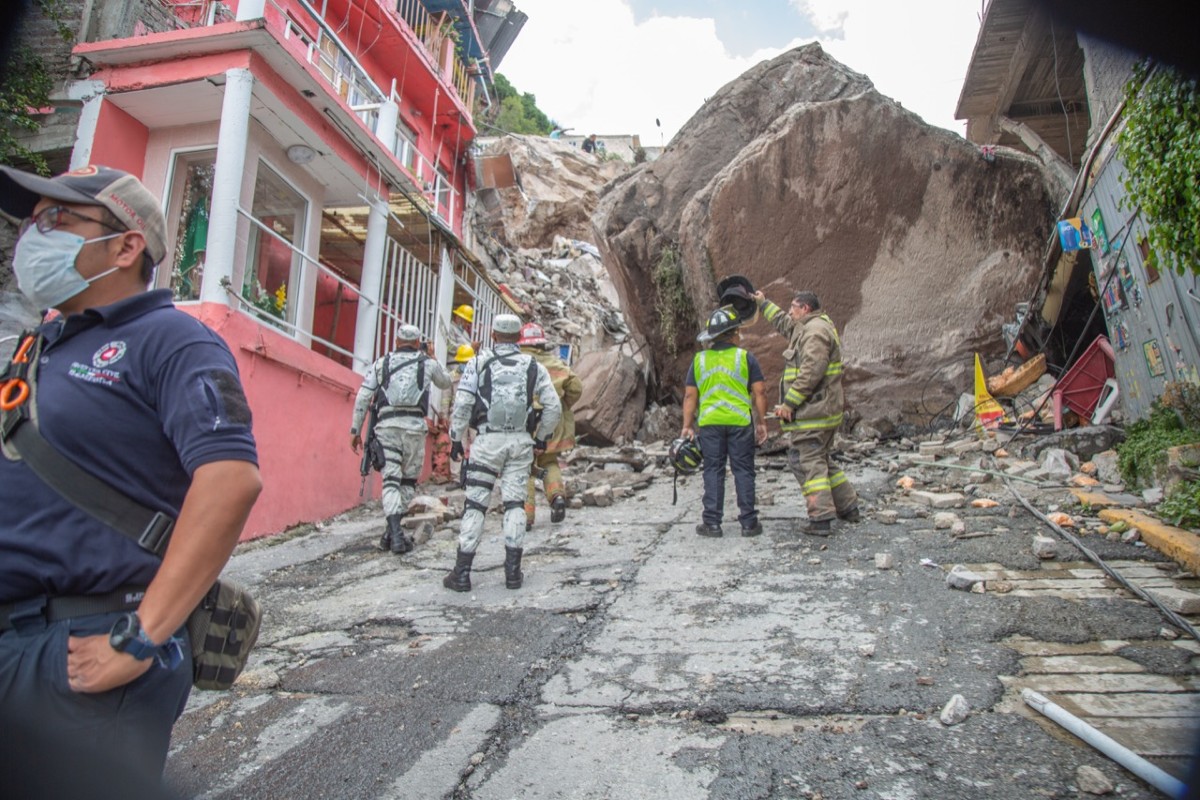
[0,290,258,603]
[685,341,765,387]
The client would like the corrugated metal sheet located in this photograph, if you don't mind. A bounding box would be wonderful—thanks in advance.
[1081,147,1200,420]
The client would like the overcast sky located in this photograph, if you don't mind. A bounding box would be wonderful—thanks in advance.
[497,0,985,146]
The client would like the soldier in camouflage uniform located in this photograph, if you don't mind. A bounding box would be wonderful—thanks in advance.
[350,324,450,553]
[518,322,583,529]
[754,290,859,535]
[444,314,561,591]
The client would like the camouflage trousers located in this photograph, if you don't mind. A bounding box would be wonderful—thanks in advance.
[787,428,858,522]
[377,423,428,516]
[525,451,566,525]
[458,431,534,552]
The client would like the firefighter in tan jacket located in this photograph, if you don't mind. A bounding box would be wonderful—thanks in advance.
[754,290,860,535]
[518,322,583,528]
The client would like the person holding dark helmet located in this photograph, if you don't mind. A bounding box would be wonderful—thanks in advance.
[681,305,768,538]
[753,288,859,535]
[0,164,261,783]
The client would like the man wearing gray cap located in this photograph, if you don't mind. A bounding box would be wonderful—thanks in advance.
[443,313,561,591]
[0,165,262,775]
[351,324,450,553]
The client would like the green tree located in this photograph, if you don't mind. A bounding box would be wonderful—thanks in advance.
[1117,63,1200,275]
[490,73,554,135]
[0,0,74,175]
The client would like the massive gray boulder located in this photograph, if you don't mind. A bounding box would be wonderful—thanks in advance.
[572,349,645,446]
[593,43,1056,430]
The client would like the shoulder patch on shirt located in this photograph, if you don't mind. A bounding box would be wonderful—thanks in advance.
[207,369,253,426]
[92,341,127,368]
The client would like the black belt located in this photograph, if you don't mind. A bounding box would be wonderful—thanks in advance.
[378,408,425,421]
[0,585,146,632]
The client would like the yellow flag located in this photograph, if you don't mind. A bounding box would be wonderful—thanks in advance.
[974,354,1005,430]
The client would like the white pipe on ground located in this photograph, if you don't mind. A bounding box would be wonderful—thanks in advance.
[1021,689,1187,798]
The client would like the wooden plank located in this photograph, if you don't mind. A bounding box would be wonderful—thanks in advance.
[1022,655,1145,674]
[1000,674,1200,693]
[1002,639,1128,657]
[1085,717,1200,757]
[1053,692,1200,718]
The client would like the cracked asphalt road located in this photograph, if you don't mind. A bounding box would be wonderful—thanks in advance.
[165,444,1197,799]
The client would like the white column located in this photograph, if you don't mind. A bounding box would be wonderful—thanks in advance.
[67,81,106,170]
[353,193,389,370]
[433,244,456,363]
[376,98,399,156]
[201,68,254,305]
[235,0,266,21]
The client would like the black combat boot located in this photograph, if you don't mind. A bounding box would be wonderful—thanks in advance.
[799,518,833,536]
[442,549,475,592]
[377,523,392,551]
[550,496,567,524]
[388,514,412,554]
[504,546,524,589]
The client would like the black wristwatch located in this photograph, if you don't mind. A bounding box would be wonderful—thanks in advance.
[109,611,159,661]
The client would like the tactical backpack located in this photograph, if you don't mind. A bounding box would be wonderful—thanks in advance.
[469,352,540,433]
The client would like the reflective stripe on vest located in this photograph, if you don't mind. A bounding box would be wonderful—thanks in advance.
[696,348,751,427]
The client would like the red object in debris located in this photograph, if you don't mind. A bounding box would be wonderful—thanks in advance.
[1052,336,1116,430]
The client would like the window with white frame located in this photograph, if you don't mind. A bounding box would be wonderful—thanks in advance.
[164,149,217,301]
[242,162,308,327]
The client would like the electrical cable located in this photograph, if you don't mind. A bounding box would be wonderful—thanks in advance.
[1050,19,1074,165]
[1000,464,1200,644]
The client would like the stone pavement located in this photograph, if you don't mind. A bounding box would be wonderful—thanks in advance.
[164,437,1200,799]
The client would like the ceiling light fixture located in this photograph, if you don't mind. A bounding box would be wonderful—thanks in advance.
[286,144,317,165]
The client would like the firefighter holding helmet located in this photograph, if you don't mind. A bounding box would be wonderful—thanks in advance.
[753,289,860,535]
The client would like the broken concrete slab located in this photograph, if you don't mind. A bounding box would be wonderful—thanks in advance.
[911,491,966,509]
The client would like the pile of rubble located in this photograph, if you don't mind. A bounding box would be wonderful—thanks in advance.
[479,235,630,356]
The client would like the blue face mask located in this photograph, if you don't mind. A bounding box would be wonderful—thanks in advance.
[13,227,122,310]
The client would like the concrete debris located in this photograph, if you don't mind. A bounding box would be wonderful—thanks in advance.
[858,644,876,657]
[1148,588,1200,615]
[939,694,971,726]
[1120,528,1141,544]
[1090,450,1123,485]
[945,565,984,591]
[933,512,960,530]
[874,553,894,570]
[911,491,966,509]
[877,510,899,525]
[1040,448,1075,480]
[1075,764,1115,795]
[1032,535,1059,560]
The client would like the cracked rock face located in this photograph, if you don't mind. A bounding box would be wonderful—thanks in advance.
[593,43,1057,430]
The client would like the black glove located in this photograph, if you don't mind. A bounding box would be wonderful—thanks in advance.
[450,440,464,462]
[533,438,547,452]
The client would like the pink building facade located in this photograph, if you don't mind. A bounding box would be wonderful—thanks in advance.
[64,0,516,538]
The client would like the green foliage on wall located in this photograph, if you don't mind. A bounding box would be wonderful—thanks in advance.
[491,73,554,135]
[1116,403,1200,487]
[1117,63,1200,275]
[652,245,693,358]
[0,0,74,174]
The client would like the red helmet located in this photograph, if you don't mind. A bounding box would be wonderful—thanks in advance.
[518,322,547,346]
